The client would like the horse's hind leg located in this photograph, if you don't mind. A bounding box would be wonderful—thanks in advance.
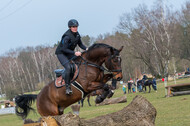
[81,98,84,107]
[142,86,145,93]
[37,101,59,116]
[144,86,147,92]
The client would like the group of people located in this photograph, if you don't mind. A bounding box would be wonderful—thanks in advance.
[122,74,157,94]
[122,78,136,94]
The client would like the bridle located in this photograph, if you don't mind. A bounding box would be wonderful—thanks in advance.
[107,55,122,72]
[78,54,122,79]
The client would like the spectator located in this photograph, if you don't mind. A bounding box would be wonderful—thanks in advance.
[122,84,126,94]
[187,67,190,72]
[152,77,157,92]
[132,82,136,93]
[136,78,140,91]
[142,74,148,86]
[128,79,132,93]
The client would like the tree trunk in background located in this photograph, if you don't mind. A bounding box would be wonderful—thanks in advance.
[0,75,6,95]
[0,85,2,96]
[38,52,45,82]
[32,52,42,83]
[14,59,24,93]
[21,67,31,92]
[8,61,16,89]
[26,66,34,91]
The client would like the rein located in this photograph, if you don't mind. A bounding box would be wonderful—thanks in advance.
[79,55,122,79]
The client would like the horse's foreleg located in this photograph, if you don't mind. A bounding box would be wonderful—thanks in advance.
[87,95,91,106]
[149,85,151,93]
[95,84,110,104]
[103,74,116,97]
[87,82,110,104]
[107,89,114,98]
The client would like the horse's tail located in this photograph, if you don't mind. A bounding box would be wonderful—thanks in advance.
[15,94,37,119]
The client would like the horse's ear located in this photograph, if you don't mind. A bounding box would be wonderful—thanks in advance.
[118,46,124,52]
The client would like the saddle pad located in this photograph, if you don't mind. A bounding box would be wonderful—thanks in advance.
[55,64,79,88]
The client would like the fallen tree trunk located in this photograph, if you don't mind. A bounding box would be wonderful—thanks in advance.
[53,95,157,126]
[97,95,127,106]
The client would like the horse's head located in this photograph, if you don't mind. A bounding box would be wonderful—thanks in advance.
[85,43,123,81]
[104,46,123,81]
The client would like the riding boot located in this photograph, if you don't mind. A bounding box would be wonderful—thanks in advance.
[65,83,72,95]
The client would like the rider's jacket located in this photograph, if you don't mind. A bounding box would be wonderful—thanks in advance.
[55,29,86,55]
[142,75,148,80]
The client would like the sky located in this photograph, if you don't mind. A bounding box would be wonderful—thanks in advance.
[0,0,187,55]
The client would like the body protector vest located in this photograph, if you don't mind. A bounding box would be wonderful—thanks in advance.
[55,29,81,54]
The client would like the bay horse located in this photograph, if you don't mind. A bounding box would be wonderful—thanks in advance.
[15,43,123,119]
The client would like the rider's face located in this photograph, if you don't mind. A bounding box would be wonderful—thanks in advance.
[70,26,78,33]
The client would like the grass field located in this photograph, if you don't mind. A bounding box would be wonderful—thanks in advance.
[0,78,190,126]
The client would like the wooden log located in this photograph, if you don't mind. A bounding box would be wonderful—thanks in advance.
[97,95,127,106]
[23,117,58,126]
[172,90,190,96]
[52,95,157,126]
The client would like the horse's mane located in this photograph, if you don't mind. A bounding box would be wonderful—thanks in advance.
[87,43,117,52]
[80,43,119,61]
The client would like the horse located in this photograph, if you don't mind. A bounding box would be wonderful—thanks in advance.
[137,80,154,93]
[15,43,123,119]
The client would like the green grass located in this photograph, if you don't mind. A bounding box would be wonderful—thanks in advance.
[0,78,190,126]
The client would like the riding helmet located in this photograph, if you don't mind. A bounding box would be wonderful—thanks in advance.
[68,19,79,27]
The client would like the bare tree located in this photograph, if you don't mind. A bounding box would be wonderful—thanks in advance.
[31,50,42,83]
[118,1,179,80]
[178,1,190,61]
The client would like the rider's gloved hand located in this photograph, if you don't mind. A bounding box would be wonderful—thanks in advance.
[75,51,82,56]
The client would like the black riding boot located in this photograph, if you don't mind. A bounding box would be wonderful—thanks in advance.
[62,64,72,95]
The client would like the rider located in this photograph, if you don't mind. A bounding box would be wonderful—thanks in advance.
[142,73,148,84]
[55,19,87,95]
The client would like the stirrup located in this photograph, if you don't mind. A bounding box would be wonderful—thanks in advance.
[66,84,72,95]
[66,89,72,95]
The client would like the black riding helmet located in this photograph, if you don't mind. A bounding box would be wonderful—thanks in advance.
[68,19,79,27]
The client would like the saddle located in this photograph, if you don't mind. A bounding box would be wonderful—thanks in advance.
[54,63,79,88]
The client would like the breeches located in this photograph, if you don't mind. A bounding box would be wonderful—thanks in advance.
[57,54,71,84]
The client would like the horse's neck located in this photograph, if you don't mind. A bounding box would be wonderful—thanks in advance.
[83,51,107,66]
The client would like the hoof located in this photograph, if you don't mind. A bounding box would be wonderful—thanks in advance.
[95,96,103,104]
